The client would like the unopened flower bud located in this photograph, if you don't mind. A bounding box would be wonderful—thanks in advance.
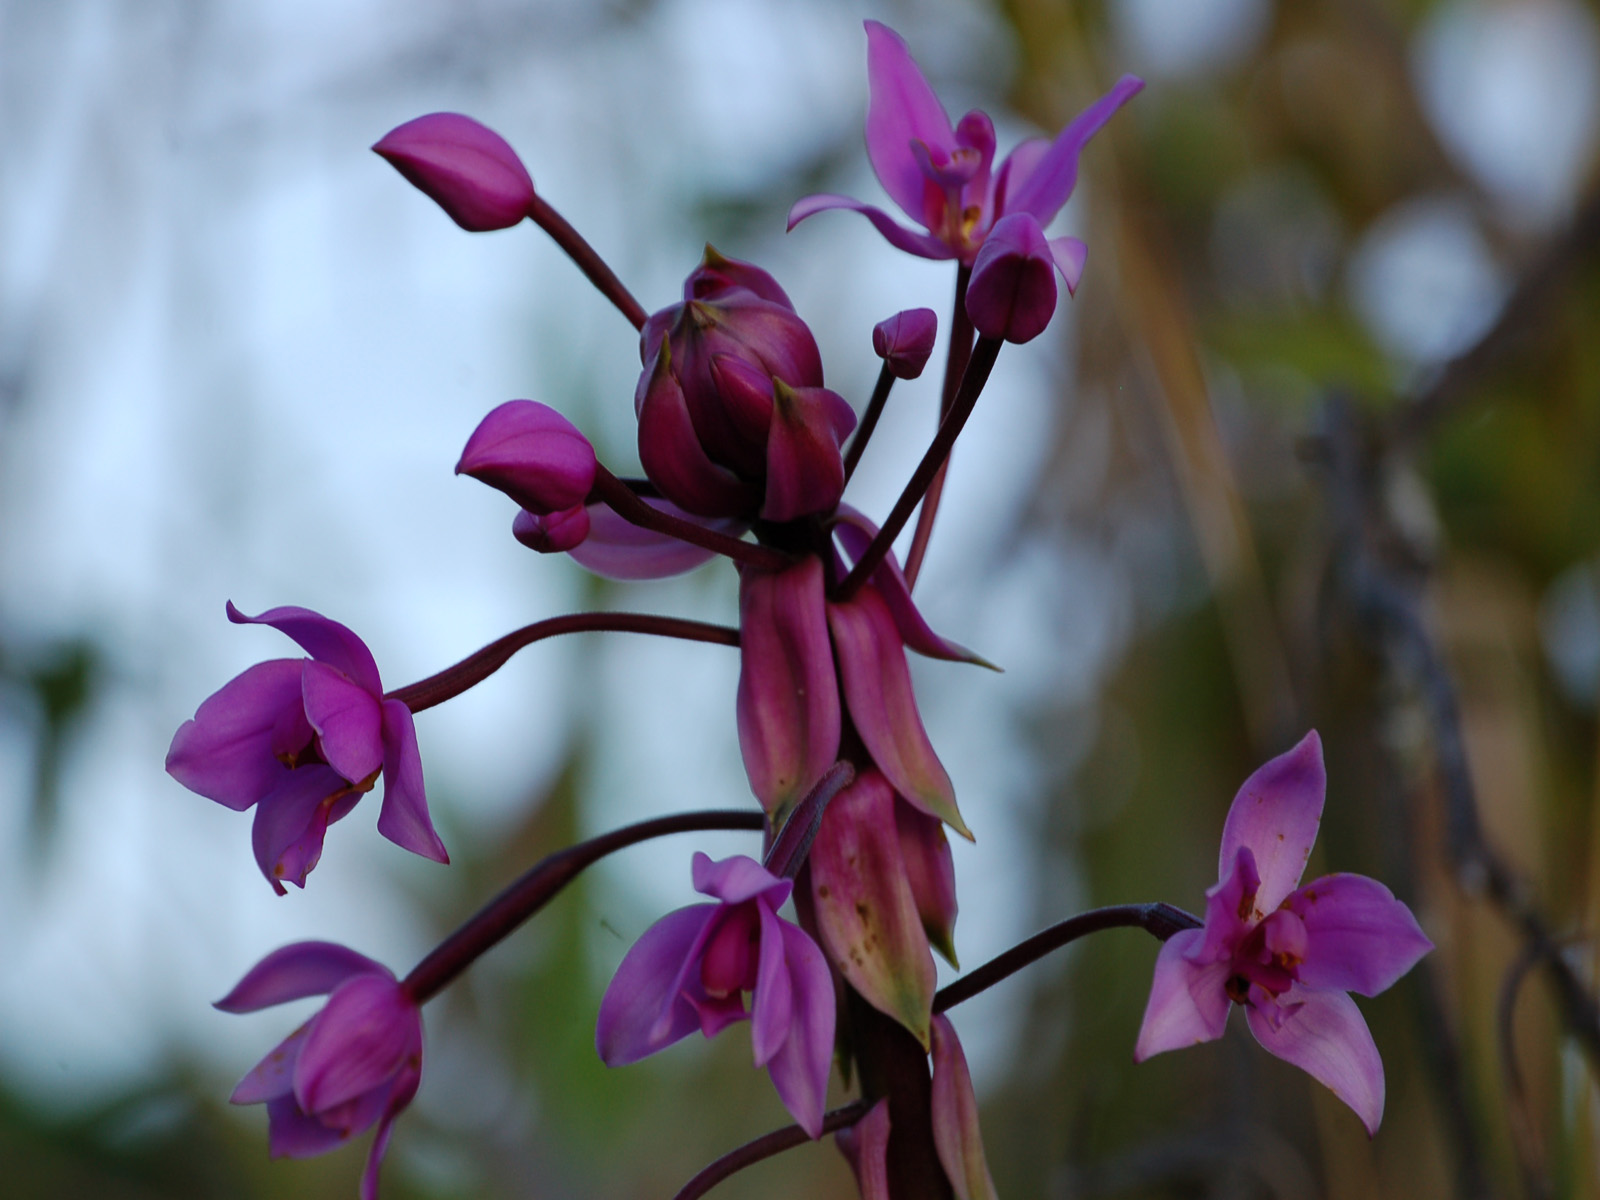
[964,212,1058,344]
[872,308,938,379]
[456,400,596,514]
[511,504,589,553]
[373,112,535,232]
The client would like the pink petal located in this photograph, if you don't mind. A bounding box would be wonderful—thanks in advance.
[376,698,448,864]
[808,769,935,1047]
[455,399,597,514]
[360,1064,421,1200]
[1004,75,1144,225]
[786,193,957,260]
[1286,874,1434,997]
[897,797,960,967]
[294,975,420,1114]
[1047,236,1087,296]
[595,904,718,1066]
[736,556,842,817]
[216,940,392,1014]
[232,1025,307,1105]
[250,765,350,893]
[300,661,383,784]
[166,658,304,811]
[930,1015,999,1200]
[227,602,383,697]
[691,851,792,908]
[837,1099,892,1200]
[964,212,1057,344]
[1246,988,1385,1135]
[828,587,969,838]
[566,496,743,580]
[1218,730,1325,913]
[1196,844,1262,962]
[863,21,956,220]
[1133,928,1232,1061]
[750,902,794,1067]
[372,112,535,233]
[265,1093,348,1159]
[765,921,836,1139]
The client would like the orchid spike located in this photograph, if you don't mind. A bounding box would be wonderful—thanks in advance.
[595,852,835,1137]
[166,604,447,892]
[217,942,423,1200]
[873,307,939,379]
[1133,731,1433,1135]
[788,21,1142,268]
[456,399,597,515]
[373,112,535,232]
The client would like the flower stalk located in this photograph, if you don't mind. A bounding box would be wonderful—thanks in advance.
[524,192,648,330]
[902,265,973,587]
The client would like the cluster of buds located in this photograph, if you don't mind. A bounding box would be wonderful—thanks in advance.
[168,21,1430,1200]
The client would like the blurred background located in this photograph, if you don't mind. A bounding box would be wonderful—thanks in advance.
[3,0,1600,1196]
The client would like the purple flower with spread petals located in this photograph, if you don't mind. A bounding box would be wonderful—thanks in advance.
[166,604,448,892]
[1134,731,1433,1134]
[373,112,536,233]
[873,307,938,379]
[788,21,1142,267]
[216,942,423,1200]
[595,852,836,1137]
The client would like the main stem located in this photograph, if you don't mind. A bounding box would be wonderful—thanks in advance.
[525,193,648,331]
[387,612,739,713]
[902,266,973,588]
[833,336,1002,602]
[401,809,764,1004]
[590,466,793,572]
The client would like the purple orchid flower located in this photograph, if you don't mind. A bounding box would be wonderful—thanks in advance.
[1134,731,1433,1134]
[595,852,835,1137]
[216,942,423,1200]
[166,603,448,892]
[788,21,1142,267]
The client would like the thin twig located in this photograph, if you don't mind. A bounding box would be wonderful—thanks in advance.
[843,365,896,485]
[526,193,649,330]
[903,265,973,588]
[590,466,792,572]
[670,1100,873,1200]
[1497,943,1553,1200]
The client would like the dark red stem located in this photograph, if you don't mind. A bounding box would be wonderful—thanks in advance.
[590,466,793,572]
[842,364,896,484]
[933,902,1203,1014]
[401,809,765,1005]
[670,1100,873,1200]
[902,265,973,588]
[525,193,649,331]
[832,336,1002,602]
[387,612,739,713]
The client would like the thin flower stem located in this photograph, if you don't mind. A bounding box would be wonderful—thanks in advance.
[902,265,973,588]
[932,902,1202,1014]
[525,193,649,331]
[833,336,1002,602]
[842,365,896,484]
[671,1100,873,1200]
[590,466,793,572]
[387,612,739,713]
[402,809,766,1005]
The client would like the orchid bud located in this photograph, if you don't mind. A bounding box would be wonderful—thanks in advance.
[456,400,596,514]
[872,308,938,379]
[636,342,760,518]
[964,211,1058,343]
[373,113,536,232]
[761,382,856,522]
[511,504,589,553]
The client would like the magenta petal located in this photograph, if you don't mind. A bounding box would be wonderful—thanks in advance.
[786,193,957,260]
[837,1098,892,1200]
[863,20,956,219]
[750,902,793,1067]
[566,496,742,580]
[511,503,590,553]
[965,212,1057,344]
[301,661,383,784]
[930,1015,999,1200]
[636,342,761,518]
[216,940,392,1013]
[227,603,383,697]
[762,384,853,522]
[455,399,597,514]
[828,587,968,838]
[372,112,536,233]
[692,851,792,908]
[1246,988,1385,1135]
[294,975,419,1114]
[232,1024,308,1104]
[736,557,842,817]
[1286,874,1434,997]
[1047,236,1087,296]
[872,308,938,380]
[765,921,835,1139]
[360,1065,421,1200]
[1004,75,1144,224]
[166,658,304,811]
[251,765,348,892]
[596,904,718,1066]
[1133,928,1232,1060]
[1197,844,1262,961]
[265,1093,348,1159]
[693,246,795,308]
[1218,730,1325,913]
[376,699,448,864]
[896,797,960,967]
